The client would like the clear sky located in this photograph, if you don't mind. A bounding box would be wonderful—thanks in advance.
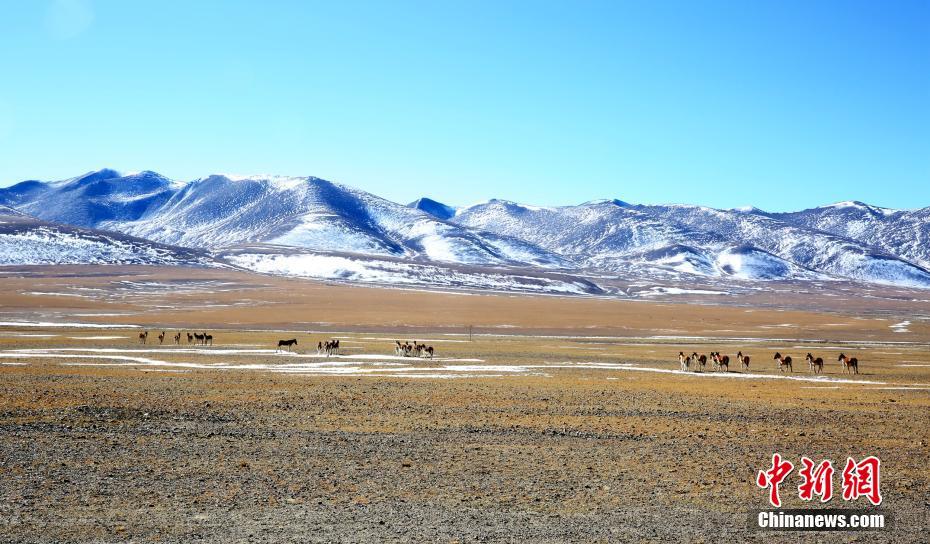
[0,0,927,211]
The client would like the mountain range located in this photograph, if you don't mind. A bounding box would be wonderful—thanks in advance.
[1,169,928,292]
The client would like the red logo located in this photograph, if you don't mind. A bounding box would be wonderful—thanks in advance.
[758,454,882,506]
[842,456,882,506]
[798,457,834,502]
[757,453,794,507]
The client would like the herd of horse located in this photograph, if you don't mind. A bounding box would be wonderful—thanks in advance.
[275,339,342,355]
[678,350,861,374]
[395,340,434,359]
[134,332,863,374]
[135,331,437,359]
[138,330,212,345]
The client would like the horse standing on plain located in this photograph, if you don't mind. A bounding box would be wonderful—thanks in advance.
[398,341,413,357]
[187,332,194,344]
[679,352,690,371]
[806,353,824,374]
[838,353,859,375]
[773,352,793,373]
[158,331,166,345]
[423,345,434,359]
[737,351,750,372]
[712,352,729,372]
[138,331,148,345]
[691,352,707,372]
[174,332,181,345]
[203,333,213,346]
[277,339,298,352]
[193,332,205,345]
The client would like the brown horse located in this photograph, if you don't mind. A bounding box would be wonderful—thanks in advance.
[193,332,204,345]
[805,353,824,374]
[711,352,729,372]
[158,331,166,345]
[277,339,297,352]
[737,351,750,371]
[773,352,793,373]
[423,345,434,359]
[838,353,859,375]
[203,333,213,346]
[187,332,194,344]
[691,352,707,372]
[174,332,181,345]
[138,331,148,344]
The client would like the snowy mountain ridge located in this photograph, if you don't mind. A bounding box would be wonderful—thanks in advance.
[1,168,928,289]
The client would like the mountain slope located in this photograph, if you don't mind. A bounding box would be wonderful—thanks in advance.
[452,199,930,287]
[0,207,216,267]
[0,169,178,228]
[771,202,930,269]
[631,203,930,287]
[408,197,456,220]
[0,171,567,268]
[115,174,569,267]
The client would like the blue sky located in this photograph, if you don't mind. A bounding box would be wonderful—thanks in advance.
[0,0,927,210]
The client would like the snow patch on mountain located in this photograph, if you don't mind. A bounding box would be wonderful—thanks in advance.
[715,246,799,280]
[0,212,215,267]
[224,249,600,294]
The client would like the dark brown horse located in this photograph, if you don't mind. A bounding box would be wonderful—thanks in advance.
[277,339,298,352]
[157,331,166,345]
[174,332,181,345]
[737,351,750,371]
[691,352,707,372]
[805,353,824,374]
[193,332,205,345]
[711,352,729,372]
[203,333,213,346]
[187,332,194,344]
[773,352,793,373]
[138,331,148,344]
[838,353,859,375]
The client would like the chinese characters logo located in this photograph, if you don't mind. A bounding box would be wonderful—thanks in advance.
[757,454,882,507]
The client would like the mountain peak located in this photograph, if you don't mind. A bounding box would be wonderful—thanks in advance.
[52,168,123,186]
[408,197,456,220]
[821,200,897,216]
[582,198,629,207]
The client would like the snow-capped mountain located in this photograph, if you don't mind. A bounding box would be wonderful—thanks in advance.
[0,169,178,228]
[626,202,930,287]
[1,168,929,289]
[0,171,566,268]
[0,206,216,266]
[771,202,930,270]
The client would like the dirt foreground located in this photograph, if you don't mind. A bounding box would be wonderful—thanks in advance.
[1,266,928,542]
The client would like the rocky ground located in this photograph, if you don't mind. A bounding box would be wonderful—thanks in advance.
[1,329,928,542]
